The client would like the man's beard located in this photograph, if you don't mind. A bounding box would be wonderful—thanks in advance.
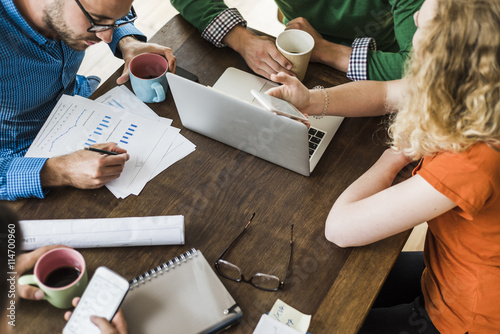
[43,0,100,51]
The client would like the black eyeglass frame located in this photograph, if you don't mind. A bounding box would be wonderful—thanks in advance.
[74,0,138,33]
[214,213,294,291]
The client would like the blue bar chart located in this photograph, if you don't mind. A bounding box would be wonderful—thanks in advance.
[85,116,112,147]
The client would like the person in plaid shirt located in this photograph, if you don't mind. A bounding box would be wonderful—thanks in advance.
[171,0,423,81]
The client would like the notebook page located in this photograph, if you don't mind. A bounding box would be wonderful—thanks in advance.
[122,252,238,333]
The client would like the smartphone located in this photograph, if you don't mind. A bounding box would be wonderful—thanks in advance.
[251,89,308,121]
[176,66,199,82]
[63,266,129,334]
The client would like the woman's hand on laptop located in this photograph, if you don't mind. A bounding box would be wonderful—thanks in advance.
[267,72,330,118]
[266,72,312,114]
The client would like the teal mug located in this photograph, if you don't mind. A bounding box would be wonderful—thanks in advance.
[18,248,88,309]
[129,53,169,103]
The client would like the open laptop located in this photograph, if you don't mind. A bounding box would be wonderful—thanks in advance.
[166,67,343,176]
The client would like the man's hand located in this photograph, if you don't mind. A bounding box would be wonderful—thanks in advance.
[40,143,129,189]
[285,17,351,72]
[117,36,176,84]
[16,245,70,300]
[285,17,325,63]
[223,26,294,80]
[64,298,128,334]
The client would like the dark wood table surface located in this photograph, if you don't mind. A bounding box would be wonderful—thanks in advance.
[5,15,411,334]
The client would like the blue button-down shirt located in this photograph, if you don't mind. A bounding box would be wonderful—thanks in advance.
[0,0,145,200]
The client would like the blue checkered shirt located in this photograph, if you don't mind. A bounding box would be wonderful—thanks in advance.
[0,0,145,200]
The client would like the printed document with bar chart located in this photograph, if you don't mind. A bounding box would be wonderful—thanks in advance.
[25,94,175,197]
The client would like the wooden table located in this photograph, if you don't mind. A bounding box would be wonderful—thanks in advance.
[6,15,410,334]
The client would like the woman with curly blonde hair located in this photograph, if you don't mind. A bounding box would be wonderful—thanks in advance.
[267,0,500,332]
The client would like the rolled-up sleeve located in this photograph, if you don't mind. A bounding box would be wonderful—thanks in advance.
[346,37,377,81]
[201,8,247,47]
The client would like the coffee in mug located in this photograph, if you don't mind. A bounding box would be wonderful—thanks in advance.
[129,53,169,103]
[18,248,88,309]
[43,266,82,288]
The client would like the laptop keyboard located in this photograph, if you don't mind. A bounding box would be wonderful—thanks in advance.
[308,127,325,157]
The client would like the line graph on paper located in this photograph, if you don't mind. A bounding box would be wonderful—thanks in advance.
[28,100,93,156]
[48,108,86,153]
[26,96,121,158]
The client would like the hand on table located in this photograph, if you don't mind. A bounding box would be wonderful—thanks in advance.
[285,17,326,64]
[223,26,295,80]
[16,245,70,300]
[64,297,128,334]
[285,17,351,72]
[40,142,129,190]
[117,37,177,85]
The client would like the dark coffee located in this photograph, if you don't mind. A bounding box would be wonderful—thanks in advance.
[43,266,81,288]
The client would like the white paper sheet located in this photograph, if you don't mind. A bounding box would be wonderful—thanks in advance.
[95,85,159,120]
[151,133,196,180]
[95,87,197,198]
[20,215,184,251]
[253,315,302,334]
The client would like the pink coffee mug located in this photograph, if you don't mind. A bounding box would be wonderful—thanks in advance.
[18,248,88,309]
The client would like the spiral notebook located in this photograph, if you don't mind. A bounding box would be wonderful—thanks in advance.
[121,249,242,334]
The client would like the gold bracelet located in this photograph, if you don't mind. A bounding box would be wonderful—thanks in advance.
[312,85,328,119]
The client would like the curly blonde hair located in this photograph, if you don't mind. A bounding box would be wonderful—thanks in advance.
[389,0,500,158]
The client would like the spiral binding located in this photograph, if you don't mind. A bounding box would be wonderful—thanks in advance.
[129,248,198,289]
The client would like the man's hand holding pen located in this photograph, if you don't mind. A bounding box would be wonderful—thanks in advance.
[40,142,129,190]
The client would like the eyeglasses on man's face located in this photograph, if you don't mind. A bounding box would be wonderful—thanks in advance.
[214,213,294,291]
[74,0,138,33]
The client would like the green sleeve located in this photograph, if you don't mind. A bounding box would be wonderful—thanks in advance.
[170,0,229,32]
[367,50,408,80]
[367,0,423,80]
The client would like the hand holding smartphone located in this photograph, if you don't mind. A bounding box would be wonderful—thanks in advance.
[63,267,129,334]
[251,89,308,121]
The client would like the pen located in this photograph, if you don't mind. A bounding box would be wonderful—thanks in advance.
[84,147,119,155]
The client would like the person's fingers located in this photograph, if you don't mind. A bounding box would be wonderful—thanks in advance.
[18,285,44,300]
[98,166,126,181]
[254,61,281,80]
[111,309,128,334]
[94,143,128,155]
[116,67,130,85]
[164,50,177,73]
[63,298,80,321]
[266,48,293,72]
[265,87,283,99]
[72,297,81,307]
[100,153,130,167]
[91,316,119,334]
[270,72,296,86]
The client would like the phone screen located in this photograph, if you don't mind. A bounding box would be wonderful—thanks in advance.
[251,90,308,121]
[63,267,129,334]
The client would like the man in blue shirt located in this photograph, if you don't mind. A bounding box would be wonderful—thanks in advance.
[0,0,177,200]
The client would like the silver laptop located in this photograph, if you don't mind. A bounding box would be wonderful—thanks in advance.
[167,67,343,176]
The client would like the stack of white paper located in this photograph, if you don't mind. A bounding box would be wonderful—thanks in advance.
[25,86,195,198]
